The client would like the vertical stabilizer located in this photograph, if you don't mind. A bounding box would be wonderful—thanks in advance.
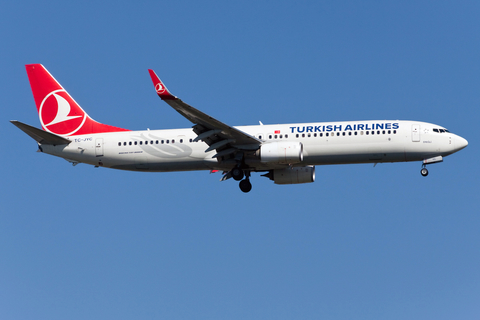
[25,64,129,136]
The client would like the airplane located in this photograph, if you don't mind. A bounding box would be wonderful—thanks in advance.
[11,64,468,193]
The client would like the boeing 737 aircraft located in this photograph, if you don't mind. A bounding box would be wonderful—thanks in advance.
[12,64,468,192]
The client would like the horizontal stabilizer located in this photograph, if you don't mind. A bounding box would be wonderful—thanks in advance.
[10,120,71,145]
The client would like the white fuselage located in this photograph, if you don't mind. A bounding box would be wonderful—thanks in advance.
[40,120,467,172]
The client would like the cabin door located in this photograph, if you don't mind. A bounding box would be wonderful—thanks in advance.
[412,125,420,142]
[95,138,104,157]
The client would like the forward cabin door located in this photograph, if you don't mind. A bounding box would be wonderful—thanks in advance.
[95,138,104,157]
[412,125,420,142]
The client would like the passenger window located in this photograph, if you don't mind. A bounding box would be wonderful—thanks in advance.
[258,135,262,140]
[326,133,329,137]
[180,139,183,143]
[320,133,323,137]
[274,135,278,139]
[118,142,121,146]
[393,130,397,134]
[336,132,340,136]
[156,140,159,144]
[377,131,380,135]
[269,135,272,139]
[371,131,375,135]
[342,132,345,136]
[161,140,164,144]
[354,132,357,135]
[366,131,369,135]
[134,141,137,145]
[166,140,170,144]
[285,134,288,138]
[307,134,311,138]
[172,139,175,143]
[296,134,299,138]
[129,142,132,146]
[123,142,127,146]
[388,130,391,134]
[302,134,305,137]
[382,130,385,134]
[349,132,352,136]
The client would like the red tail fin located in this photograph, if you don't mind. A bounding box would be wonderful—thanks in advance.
[26,64,129,136]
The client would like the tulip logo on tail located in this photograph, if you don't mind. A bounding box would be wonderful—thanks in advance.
[155,83,166,94]
[39,89,86,136]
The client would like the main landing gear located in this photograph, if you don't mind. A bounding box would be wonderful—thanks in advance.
[239,178,252,193]
[231,167,244,181]
[230,167,252,193]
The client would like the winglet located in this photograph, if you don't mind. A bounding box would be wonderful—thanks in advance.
[148,69,177,100]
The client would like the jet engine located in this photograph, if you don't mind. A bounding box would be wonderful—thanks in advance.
[259,141,303,164]
[262,166,315,184]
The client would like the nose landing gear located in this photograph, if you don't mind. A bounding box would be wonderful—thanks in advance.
[420,156,443,177]
[420,166,429,177]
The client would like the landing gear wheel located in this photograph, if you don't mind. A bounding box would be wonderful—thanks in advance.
[239,179,252,193]
[231,167,244,181]
[421,167,429,177]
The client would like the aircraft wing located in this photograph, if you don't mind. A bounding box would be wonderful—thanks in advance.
[148,70,261,158]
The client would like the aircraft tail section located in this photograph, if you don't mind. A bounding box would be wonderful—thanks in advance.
[25,64,129,136]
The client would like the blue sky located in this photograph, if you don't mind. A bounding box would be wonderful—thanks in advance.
[1,1,479,319]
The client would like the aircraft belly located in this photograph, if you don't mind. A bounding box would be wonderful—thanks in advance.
[107,152,214,172]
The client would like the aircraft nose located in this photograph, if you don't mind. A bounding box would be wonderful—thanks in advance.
[455,135,468,151]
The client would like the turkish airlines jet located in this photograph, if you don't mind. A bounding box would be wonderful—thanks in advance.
[12,64,468,192]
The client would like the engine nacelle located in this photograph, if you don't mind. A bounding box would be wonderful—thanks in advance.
[259,141,303,164]
[265,166,315,185]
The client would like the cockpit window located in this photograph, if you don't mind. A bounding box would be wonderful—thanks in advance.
[433,128,450,133]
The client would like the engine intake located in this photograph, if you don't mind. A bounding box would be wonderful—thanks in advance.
[259,141,303,164]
